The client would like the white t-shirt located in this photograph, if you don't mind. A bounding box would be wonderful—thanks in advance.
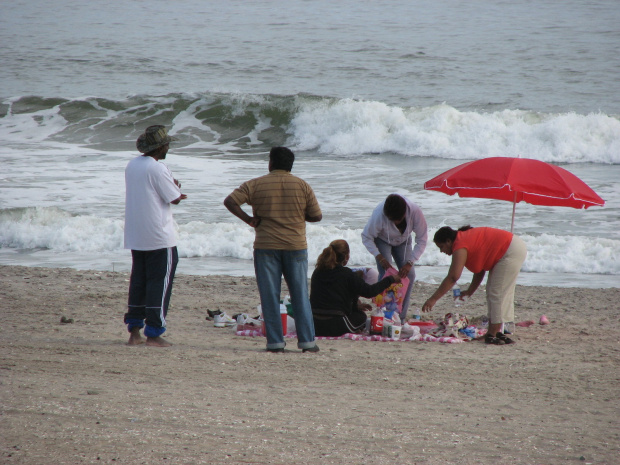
[124,156,181,250]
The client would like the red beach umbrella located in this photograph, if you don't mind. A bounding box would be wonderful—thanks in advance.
[424,157,605,232]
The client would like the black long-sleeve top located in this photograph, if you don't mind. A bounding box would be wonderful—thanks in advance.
[310,265,396,317]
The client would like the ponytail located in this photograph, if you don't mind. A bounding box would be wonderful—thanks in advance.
[315,239,350,270]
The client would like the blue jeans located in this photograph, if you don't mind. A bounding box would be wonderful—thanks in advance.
[374,238,415,321]
[254,249,317,350]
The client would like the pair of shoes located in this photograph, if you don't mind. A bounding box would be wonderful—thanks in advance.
[266,347,285,353]
[484,333,506,345]
[496,332,515,344]
[302,345,320,353]
[214,312,236,327]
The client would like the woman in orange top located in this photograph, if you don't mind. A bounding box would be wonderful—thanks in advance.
[422,226,527,345]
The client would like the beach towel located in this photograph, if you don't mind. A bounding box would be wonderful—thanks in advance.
[235,329,465,344]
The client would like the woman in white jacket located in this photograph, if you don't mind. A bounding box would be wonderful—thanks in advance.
[361,194,428,322]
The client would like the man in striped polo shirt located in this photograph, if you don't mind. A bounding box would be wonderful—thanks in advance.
[224,147,322,353]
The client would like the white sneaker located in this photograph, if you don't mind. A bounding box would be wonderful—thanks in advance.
[236,313,263,330]
[214,312,236,327]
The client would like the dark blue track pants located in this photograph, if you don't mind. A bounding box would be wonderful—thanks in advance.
[124,247,179,338]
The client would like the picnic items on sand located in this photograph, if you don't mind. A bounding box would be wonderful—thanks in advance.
[372,268,409,319]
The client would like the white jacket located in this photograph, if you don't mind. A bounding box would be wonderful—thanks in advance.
[361,195,428,264]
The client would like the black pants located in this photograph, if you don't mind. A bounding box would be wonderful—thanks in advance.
[313,309,367,337]
[125,247,178,338]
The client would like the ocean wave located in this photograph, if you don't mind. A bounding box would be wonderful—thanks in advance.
[1,207,618,276]
[2,93,619,163]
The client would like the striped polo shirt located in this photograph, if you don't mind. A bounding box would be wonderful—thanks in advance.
[229,170,322,250]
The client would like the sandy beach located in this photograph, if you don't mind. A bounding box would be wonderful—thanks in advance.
[1,264,618,464]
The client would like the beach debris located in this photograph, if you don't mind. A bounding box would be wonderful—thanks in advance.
[539,315,550,325]
[60,316,74,324]
[515,320,536,327]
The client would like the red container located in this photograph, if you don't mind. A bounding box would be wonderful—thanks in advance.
[370,315,384,335]
[261,312,288,336]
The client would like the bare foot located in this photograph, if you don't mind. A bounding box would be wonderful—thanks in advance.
[146,336,172,347]
[127,328,145,345]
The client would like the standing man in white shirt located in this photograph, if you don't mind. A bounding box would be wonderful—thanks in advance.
[361,194,427,322]
[124,125,187,347]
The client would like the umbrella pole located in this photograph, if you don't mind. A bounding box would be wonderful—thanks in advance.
[511,192,517,233]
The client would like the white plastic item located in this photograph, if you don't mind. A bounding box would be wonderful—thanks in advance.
[287,315,296,334]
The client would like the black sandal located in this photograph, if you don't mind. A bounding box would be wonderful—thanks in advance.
[485,334,506,345]
[496,332,515,344]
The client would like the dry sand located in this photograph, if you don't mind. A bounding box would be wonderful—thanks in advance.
[1,264,619,465]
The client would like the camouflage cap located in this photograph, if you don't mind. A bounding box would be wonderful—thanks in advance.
[136,125,178,153]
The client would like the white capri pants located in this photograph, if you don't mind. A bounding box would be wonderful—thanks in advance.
[485,235,528,324]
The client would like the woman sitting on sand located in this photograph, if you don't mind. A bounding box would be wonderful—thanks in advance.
[310,239,400,337]
[421,226,527,345]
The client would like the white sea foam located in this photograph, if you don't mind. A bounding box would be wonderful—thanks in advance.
[2,207,618,278]
[2,98,69,144]
[290,99,620,163]
[2,94,618,165]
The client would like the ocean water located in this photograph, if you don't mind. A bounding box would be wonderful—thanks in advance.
[1,0,619,288]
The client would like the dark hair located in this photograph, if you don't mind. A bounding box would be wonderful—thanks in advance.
[269,146,295,171]
[383,194,406,221]
[315,239,350,270]
[433,225,473,244]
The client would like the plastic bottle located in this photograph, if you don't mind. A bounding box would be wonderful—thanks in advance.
[452,283,461,307]
[370,307,385,335]
[412,307,421,320]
